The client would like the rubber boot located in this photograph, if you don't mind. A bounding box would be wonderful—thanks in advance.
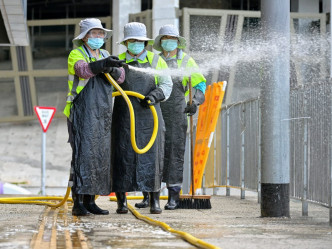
[135,192,149,208]
[83,195,109,215]
[165,188,180,210]
[72,193,91,216]
[116,192,128,214]
[149,192,162,214]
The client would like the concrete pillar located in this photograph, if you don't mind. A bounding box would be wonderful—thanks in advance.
[152,0,179,46]
[323,0,332,78]
[260,0,290,217]
[297,0,319,12]
[291,0,320,33]
[323,0,331,13]
[291,0,319,12]
[112,0,141,55]
[325,0,332,228]
[323,1,331,34]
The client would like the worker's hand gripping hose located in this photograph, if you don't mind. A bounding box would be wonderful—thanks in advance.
[0,72,158,207]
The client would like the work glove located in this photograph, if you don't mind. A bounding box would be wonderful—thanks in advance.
[106,67,122,81]
[106,56,126,67]
[184,101,197,116]
[184,89,205,116]
[89,56,125,75]
[140,88,165,109]
[140,95,156,108]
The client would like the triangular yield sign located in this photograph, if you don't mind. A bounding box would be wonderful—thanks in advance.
[34,106,56,132]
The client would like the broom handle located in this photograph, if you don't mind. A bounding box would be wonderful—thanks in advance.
[189,76,194,197]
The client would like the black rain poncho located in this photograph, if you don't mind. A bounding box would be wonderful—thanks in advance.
[160,60,187,186]
[70,74,113,195]
[111,60,165,192]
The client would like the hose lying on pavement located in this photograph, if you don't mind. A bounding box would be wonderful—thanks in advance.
[0,187,72,207]
[109,196,221,249]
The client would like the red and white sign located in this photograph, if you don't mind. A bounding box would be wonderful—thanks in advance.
[34,106,56,132]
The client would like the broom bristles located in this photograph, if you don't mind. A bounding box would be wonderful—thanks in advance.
[178,195,212,209]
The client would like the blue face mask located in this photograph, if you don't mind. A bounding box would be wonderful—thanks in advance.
[87,38,104,50]
[127,42,145,55]
[161,39,178,52]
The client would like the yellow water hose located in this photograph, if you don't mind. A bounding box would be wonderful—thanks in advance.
[0,194,72,207]
[109,197,220,249]
[0,73,158,207]
[107,73,158,154]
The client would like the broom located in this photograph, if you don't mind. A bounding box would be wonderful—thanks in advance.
[178,77,211,209]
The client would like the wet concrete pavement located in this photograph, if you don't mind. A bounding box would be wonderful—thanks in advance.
[0,193,332,249]
[1,119,332,248]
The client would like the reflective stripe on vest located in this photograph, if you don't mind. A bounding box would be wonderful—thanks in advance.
[66,74,89,102]
[181,54,190,69]
[66,47,108,102]
[181,54,190,93]
[151,54,159,69]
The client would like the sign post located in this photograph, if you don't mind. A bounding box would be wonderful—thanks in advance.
[34,106,56,195]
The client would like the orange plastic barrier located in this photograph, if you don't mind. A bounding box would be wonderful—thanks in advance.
[190,81,227,194]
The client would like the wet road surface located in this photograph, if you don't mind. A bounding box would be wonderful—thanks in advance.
[1,194,332,249]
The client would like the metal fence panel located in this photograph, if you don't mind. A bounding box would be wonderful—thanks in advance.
[217,81,331,208]
[220,99,259,190]
[290,82,331,205]
[243,100,259,190]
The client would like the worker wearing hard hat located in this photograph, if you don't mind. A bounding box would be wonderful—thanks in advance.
[64,18,125,216]
[135,24,206,210]
[111,22,172,214]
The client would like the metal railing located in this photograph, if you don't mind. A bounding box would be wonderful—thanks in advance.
[198,88,332,223]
